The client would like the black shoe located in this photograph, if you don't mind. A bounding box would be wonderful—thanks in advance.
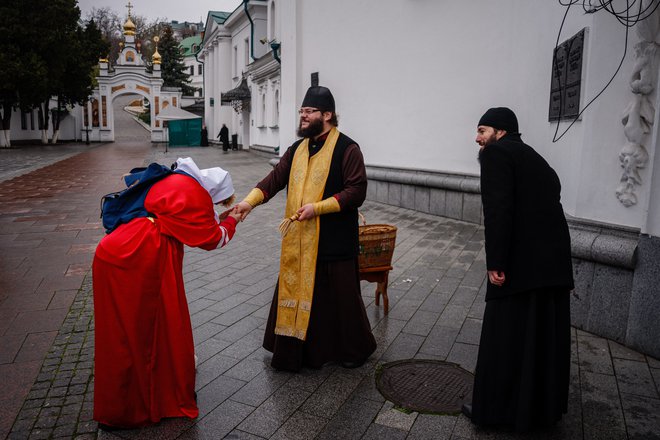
[461,403,472,419]
[341,359,366,369]
[98,423,121,431]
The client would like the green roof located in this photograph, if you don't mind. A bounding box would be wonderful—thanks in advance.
[209,11,231,24]
[180,35,203,57]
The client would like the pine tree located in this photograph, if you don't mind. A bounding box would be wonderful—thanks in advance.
[159,25,194,95]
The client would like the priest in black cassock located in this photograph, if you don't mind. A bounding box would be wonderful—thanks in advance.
[235,86,376,372]
[466,107,574,432]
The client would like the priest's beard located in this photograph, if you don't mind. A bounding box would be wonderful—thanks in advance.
[297,118,324,138]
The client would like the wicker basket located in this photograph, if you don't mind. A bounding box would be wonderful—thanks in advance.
[358,216,397,269]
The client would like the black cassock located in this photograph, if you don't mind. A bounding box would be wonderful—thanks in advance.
[473,133,574,431]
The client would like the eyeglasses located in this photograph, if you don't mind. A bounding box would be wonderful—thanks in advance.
[298,108,321,115]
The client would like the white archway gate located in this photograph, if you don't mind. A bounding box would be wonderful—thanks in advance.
[83,10,181,143]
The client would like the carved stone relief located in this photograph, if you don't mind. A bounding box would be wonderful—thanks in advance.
[617,2,660,206]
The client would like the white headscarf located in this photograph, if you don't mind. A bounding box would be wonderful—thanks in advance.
[175,157,234,204]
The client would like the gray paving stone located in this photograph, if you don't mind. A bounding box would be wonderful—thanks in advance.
[408,413,456,439]
[419,325,460,359]
[613,358,658,398]
[300,371,363,418]
[456,318,482,346]
[449,286,479,307]
[433,276,462,295]
[224,357,270,382]
[446,342,479,373]
[609,340,647,362]
[351,375,386,403]
[223,429,267,439]
[419,292,451,313]
[237,384,311,438]
[192,321,226,345]
[194,336,233,364]
[196,374,247,418]
[386,298,422,322]
[315,396,382,440]
[380,332,425,363]
[620,393,660,440]
[215,316,266,343]
[231,370,292,407]
[195,353,241,389]
[178,400,255,440]
[374,401,418,431]
[437,304,471,329]
[270,410,328,440]
[648,356,660,369]
[363,422,408,439]
[284,367,335,394]
[578,333,614,375]
[581,371,627,439]
[402,310,440,336]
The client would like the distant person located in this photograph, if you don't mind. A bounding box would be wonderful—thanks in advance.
[200,124,209,146]
[93,157,240,429]
[234,86,376,372]
[217,123,229,152]
[464,107,574,432]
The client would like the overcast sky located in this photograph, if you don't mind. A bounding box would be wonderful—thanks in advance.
[77,0,243,24]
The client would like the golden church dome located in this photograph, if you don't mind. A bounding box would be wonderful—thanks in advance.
[152,48,162,65]
[123,17,136,36]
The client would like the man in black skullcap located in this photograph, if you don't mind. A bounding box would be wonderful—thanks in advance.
[235,86,376,372]
[464,107,574,432]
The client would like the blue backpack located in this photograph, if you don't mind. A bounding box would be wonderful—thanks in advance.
[100,162,176,234]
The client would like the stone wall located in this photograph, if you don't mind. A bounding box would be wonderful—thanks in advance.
[366,165,660,359]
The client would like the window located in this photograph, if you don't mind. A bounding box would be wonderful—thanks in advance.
[21,111,27,130]
[198,64,203,75]
[270,1,276,40]
[244,38,250,67]
[233,46,238,77]
[272,89,279,127]
[260,93,266,127]
[190,65,194,76]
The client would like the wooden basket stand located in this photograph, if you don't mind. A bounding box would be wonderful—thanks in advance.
[358,214,397,313]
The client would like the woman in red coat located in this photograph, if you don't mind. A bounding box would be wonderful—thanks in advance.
[93,157,239,429]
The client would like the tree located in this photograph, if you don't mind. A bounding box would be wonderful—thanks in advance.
[0,0,49,147]
[50,18,108,142]
[159,25,194,95]
[85,7,121,63]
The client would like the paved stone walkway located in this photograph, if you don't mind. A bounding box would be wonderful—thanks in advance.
[2,131,660,438]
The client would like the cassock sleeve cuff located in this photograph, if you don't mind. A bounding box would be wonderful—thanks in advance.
[242,188,265,207]
[313,197,341,216]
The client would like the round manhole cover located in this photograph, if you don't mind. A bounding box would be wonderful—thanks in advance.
[375,359,473,414]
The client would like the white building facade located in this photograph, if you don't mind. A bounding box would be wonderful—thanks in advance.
[180,36,204,98]
[199,1,280,151]
[273,0,660,358]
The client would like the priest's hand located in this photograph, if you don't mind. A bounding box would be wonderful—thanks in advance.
[234,201,253,222]
[296,203,316,221]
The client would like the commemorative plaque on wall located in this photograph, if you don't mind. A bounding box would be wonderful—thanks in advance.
[549,28,586,121]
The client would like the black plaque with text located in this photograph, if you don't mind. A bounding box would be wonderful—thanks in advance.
[549,28,585,121]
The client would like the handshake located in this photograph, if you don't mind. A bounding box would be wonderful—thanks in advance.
[217,201,254,222]
[217,201,319,224]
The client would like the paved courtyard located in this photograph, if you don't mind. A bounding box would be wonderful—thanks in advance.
[1,105,659,439]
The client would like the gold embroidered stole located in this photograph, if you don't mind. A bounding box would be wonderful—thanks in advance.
[275,128,340,341]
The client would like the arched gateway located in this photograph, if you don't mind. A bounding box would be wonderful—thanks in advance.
[83,7,181,143]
